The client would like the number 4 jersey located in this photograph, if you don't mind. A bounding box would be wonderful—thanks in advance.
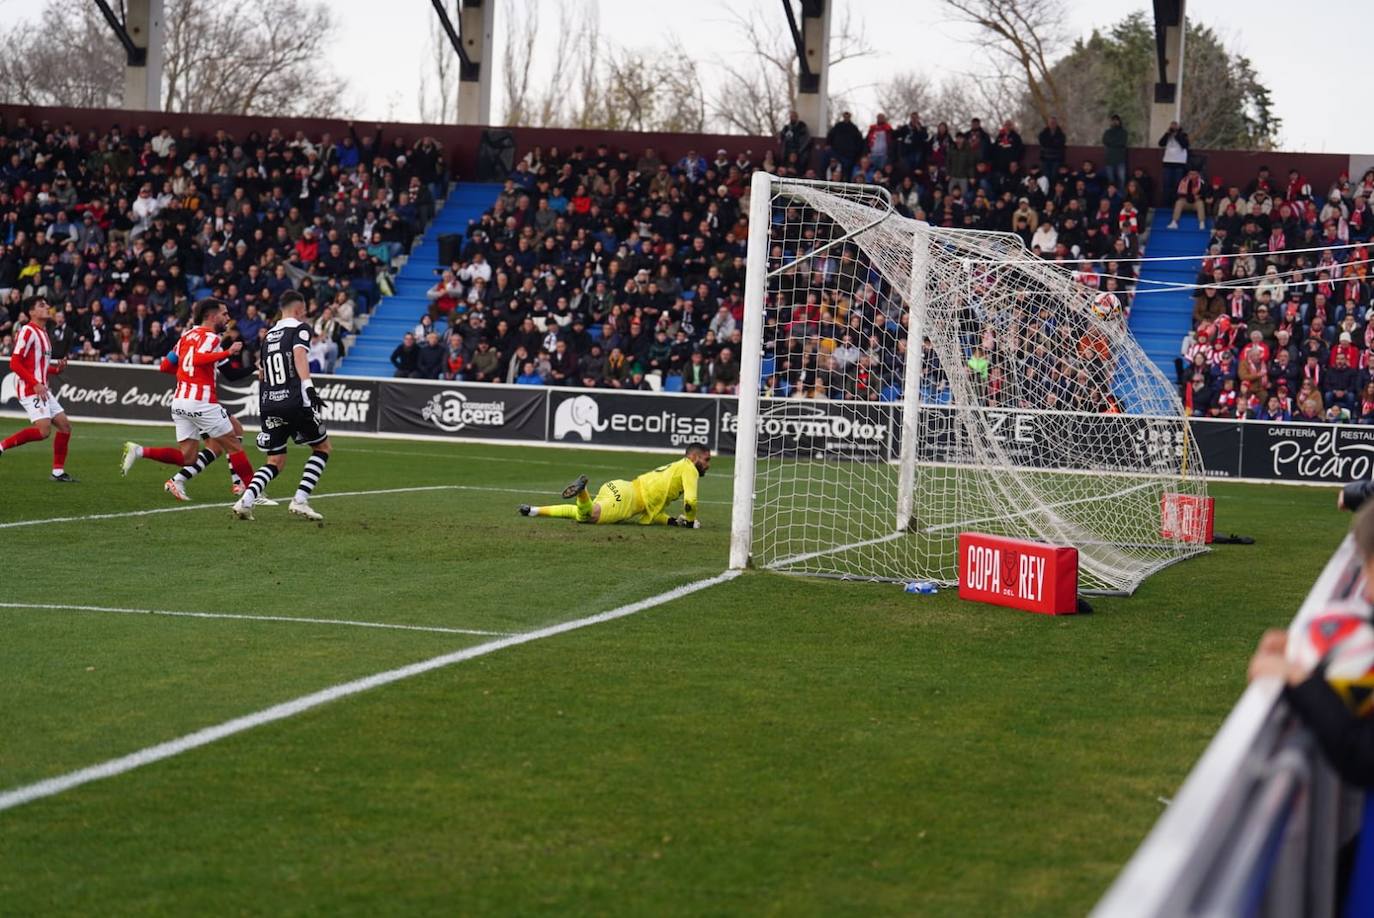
[260,317,312,411]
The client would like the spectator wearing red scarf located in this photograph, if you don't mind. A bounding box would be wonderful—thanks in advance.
[865,114,895,169]
[1331,331,1360,367]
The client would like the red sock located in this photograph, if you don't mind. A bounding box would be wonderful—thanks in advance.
[143,446,187,466]
[52,431,70,471]
[1,426,45,451]
[228,450,254,485]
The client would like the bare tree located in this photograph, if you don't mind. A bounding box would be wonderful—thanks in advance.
[501,0,580,127]
[874,69,1018,130]
[418,17,459,124]
[0,0,123,108]
[939,0,1068,130]
[877,71,939,123]
[0,0,348,116]
[710,5,873,136]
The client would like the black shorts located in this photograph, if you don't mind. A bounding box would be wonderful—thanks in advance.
[256,406,328,455]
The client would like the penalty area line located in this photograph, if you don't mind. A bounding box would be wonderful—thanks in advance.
[0,569,741,815]
[0,602,511,637]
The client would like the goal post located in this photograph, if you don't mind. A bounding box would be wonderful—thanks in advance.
[728,172,1209,594]
[894,224,930,534]
[728,169,772,571]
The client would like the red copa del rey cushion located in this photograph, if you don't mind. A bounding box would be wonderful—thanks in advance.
[1160,493,1215,544]
[958,533,1080,615]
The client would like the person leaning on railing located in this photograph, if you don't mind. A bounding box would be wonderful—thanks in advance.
[1247,479,1374,787]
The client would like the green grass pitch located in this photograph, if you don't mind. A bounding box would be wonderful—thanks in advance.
[0,420,1348,915]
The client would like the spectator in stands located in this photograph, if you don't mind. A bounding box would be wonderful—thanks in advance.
[1159,120,1192,205]
[416,331,445,379]
[780,110,813,170]
[1102,114,1129,191]
[1170,168,1208,229]
[825,112,865,182]
[1038,117,1066,179]
[895,112,928,173]
[865,113,895,169]
[391,332,420,378]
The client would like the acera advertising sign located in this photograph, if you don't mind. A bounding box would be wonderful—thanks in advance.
[378,381,544,440]
[547,390,714,449]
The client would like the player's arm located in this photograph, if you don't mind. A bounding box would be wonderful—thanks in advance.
[191,342,241,366]
[681,462,700,524]
[294,327,324,409]
[9,341,37,388]
[158,355,176,374]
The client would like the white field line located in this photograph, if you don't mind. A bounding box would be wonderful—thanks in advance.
[0,569,741,814]
[768,531,906,570]
[0,483,731,530]
[0,602,511,637]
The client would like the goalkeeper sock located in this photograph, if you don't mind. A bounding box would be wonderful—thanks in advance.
[575,489,593,520]
[536,504,580,519]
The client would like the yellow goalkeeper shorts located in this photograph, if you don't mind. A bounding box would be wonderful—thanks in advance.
[593,479,640,525]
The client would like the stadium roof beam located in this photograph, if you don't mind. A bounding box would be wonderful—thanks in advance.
[782,0,830,136]
[1149,0,1186,142]
[93,0,164,111]
[430,0,495,126]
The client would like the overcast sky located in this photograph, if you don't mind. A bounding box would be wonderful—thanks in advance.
[4,0,1370,154]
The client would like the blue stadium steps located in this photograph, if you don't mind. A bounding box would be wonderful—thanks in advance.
[1129,207,1209,381]
[336,182,503,377]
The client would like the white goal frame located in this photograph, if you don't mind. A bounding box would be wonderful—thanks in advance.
[728,170,1208,593]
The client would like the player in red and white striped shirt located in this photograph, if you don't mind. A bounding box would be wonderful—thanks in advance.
[118,298,261,501]
[0,296,76,482]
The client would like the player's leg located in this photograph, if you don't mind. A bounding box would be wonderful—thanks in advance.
[0,395,54,460]
[233,452,287,520]
[121,439,190,475]
[288,437,330,521]
[224,413,253,493]
[526,503,580,519]
[522,474,595,521]
[285,409,330,521]
[589,481,636,525]
[165,401,234,500]
[49,411,76,482]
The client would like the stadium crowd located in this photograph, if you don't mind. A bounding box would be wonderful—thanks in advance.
[1174,162,1374,424]
[0,112,448,374]
[408,109,1147,408]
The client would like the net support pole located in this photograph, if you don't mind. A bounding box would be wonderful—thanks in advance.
[895,225,930,532]
[729,170,773,570]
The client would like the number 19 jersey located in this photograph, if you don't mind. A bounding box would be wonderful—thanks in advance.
[260,317,312,411]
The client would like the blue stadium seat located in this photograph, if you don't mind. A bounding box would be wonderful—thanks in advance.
[663,374,684,392]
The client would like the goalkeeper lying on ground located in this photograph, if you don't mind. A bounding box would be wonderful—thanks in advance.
[518,445,710,527]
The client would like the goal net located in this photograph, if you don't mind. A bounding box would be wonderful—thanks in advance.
[728,173,1209,595]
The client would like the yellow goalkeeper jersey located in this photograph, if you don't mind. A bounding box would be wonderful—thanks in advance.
[632,457,701,523]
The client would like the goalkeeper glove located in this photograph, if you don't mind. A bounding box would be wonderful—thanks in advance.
[667,516,700,529]
[304,384,324,411]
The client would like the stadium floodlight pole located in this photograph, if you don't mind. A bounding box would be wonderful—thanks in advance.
[895,224,930,533]
[729,170,773,571]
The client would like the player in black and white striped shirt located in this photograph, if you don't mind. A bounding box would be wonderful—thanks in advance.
[231,291,333,522]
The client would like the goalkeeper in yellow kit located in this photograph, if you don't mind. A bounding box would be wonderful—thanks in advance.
[518,445,710,527]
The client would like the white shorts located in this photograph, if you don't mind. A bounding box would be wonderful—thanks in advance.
[171,398,234,442]
[20,391,65,422]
